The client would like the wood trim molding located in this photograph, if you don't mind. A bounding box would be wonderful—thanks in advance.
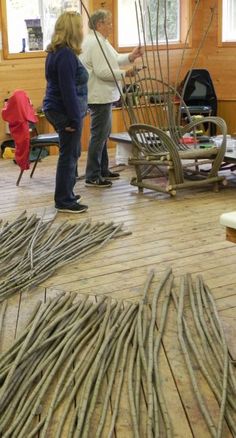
[1,0,9,60]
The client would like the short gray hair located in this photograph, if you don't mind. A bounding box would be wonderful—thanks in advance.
[88,9,111,30]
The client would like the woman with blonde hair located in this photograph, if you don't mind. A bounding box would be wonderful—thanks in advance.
[43,11,88,213]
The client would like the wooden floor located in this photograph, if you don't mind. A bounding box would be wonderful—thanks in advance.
[1,150,236,437]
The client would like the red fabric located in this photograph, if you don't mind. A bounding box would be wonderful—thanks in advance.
[179,137,199,144]
[2,90,38,170]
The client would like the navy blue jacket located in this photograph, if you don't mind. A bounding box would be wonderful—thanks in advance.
[43,46,88,129]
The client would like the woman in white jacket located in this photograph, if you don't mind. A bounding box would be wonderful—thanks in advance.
[80,9,143,188]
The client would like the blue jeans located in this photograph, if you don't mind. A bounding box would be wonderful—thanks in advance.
[44,110,82,207]
[86,103,112,180]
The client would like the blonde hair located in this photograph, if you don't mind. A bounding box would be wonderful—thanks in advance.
[47,11,83,55]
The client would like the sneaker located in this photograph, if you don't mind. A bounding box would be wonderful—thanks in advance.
[102,170,120,180]
[85,178,112,188]
[56,203,88,213]
[75,195,82,202]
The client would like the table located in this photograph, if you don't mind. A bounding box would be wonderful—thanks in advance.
[109,132,132,144]
[110,132,133,165]
[109,131,236,166]
[223,149,236,163]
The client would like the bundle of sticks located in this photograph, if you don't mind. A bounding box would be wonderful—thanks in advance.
[0,268,235,437]
[0,211,129,302]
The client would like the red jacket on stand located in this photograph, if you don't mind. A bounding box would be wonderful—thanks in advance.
[2,90,38,170]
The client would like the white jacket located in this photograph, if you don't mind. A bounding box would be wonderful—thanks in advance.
[80,31,131,104]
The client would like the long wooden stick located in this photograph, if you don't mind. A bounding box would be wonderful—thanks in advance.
[147,268,172,437]
[176,276,217,437]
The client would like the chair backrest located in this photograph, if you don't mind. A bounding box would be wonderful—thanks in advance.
[181,69,217,116]
[2,90,38,126]
[122,75,191,153]
[1,90,39,170]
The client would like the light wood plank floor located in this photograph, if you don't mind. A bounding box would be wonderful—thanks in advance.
[1,150,236,437]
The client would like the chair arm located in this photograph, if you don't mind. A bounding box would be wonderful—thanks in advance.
[129,123,184,184]
[181,116,227,177]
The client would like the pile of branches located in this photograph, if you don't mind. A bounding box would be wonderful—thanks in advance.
[0,211,128,303]
[0,269,235,437]
[176,274,236,438]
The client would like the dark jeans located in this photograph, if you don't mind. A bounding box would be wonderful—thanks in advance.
[44,110,82,207]
[86,103,112,180]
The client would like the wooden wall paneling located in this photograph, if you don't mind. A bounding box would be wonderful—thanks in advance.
[1,1,236,144]
[91,0,113,12]
[81,113,91,151]
[218,101,236,135]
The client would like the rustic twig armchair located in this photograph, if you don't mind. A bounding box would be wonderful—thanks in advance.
[125,78,227,195]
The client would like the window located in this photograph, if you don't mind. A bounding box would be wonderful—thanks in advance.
[222,0,236,42]
[0,0,81,58]
[117,0,180,48]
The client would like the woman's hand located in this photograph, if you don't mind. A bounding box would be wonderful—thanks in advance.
[129,46,144,63]
[125,65,146,77]
[125,67,137,77]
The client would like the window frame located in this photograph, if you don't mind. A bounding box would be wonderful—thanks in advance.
[0,0,86,60]
[1,0,45,60]
[218,0,236,47]
[113,0,191,52]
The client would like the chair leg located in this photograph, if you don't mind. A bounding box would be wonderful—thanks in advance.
[213,181,219,192]
[135,164,144,192]
[30,148,43,178]
[16,170,24,186]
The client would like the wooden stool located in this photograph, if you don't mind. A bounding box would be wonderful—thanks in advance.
[220,211,236,243]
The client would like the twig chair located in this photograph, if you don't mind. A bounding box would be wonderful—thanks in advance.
[124,78,227,195]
